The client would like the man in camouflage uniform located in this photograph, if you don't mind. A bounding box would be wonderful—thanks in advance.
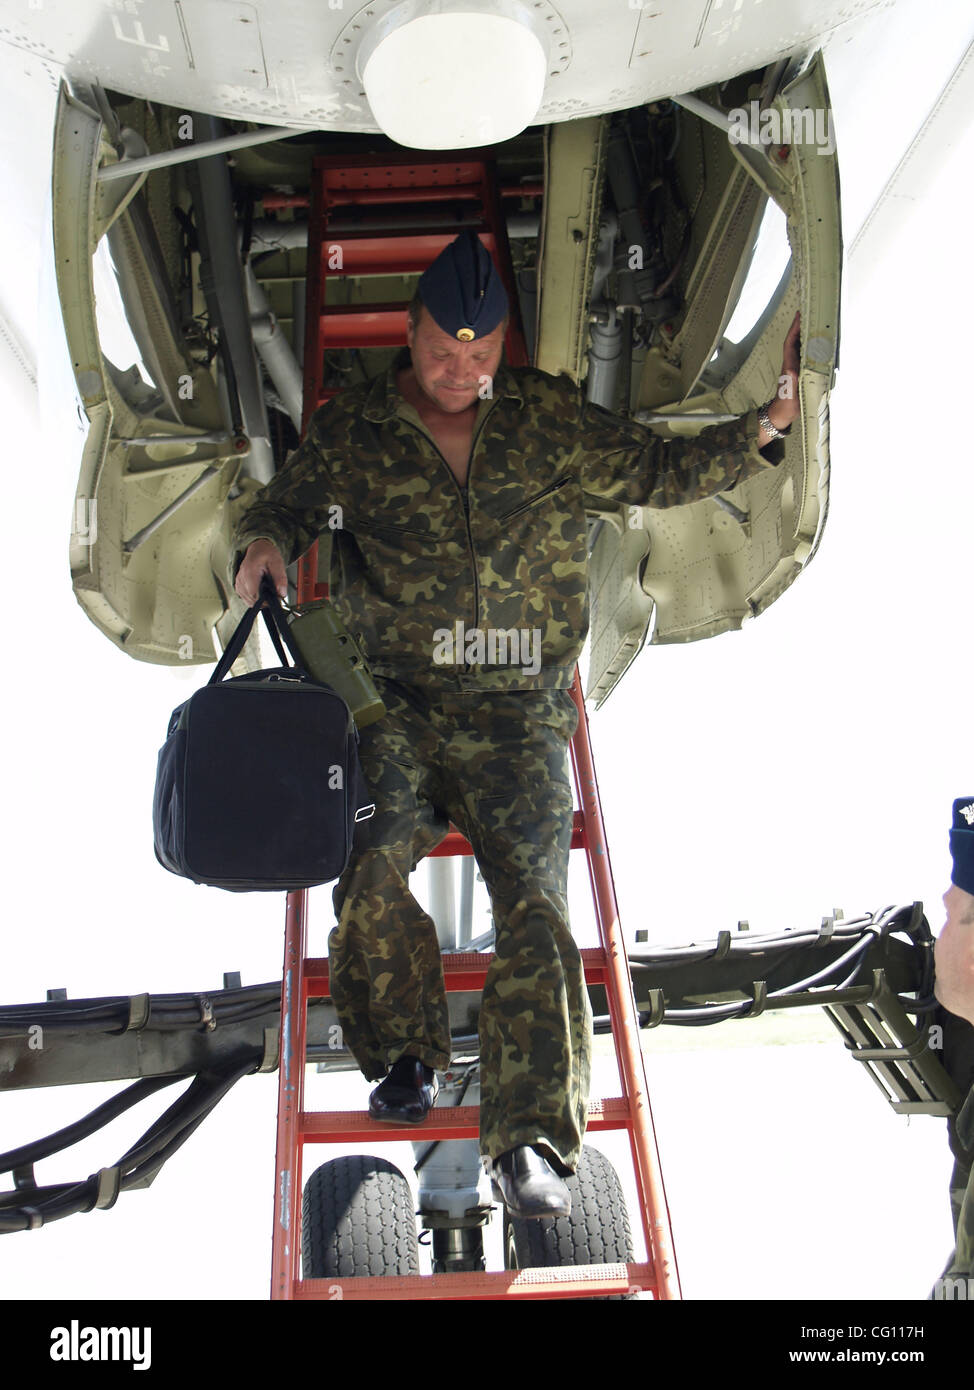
[233,231,798,1216]
[933,797,974,1292]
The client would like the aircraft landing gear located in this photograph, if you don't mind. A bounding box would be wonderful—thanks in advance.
[302,1155,420,1277]
[429,1225,487,1274]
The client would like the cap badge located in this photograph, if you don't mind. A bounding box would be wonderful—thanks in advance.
[456,327,475,341]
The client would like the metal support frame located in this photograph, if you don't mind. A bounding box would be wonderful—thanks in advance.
[826,975,965,1118]
[97,124,311,183]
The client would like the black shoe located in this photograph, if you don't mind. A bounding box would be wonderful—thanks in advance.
[490,1145,571,1219]
[368,1055,438,1124]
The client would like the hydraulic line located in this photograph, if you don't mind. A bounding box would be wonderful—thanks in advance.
[0,1056,258,1233]
[0,1075,180,1174]
[627,909,909,966]
[644,931,881,1025]
[0,984,281,1034]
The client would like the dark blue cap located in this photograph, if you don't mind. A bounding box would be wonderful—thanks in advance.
[417,231,509,341]
[950,797,974,896]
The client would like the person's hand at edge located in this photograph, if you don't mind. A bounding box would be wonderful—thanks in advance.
[234,539,288,606]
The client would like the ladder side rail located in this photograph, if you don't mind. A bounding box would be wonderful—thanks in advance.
[476,160,530,368]
[566,669,682,1299]
[302,162,330,433]
[272,163,333,1296]
[271,887,311,1298]
[271,518,319,1296]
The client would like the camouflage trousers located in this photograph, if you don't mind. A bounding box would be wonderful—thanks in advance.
[328,676,592,1174]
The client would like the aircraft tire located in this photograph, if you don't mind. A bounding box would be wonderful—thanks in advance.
[302,1154,420,1278]
[503,1145,636,1298]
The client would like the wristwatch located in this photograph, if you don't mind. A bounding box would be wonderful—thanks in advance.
[758,405,785,440]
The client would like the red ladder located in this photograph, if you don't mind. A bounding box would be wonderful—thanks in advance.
[269,153,681,1300]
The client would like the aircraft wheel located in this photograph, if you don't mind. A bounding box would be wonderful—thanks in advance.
[302,1155,420,1278]
[503,1146,636,1299]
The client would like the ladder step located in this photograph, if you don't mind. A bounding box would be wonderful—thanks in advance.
[319,163,489,205]
[304,946,607,996]
[323,185,483,207]
[260,181,542,212]
[317,304,407,349]
[294,1261,656,1300]
[320,231,496,277]
[429,811,587,857]
[300,1095,630,1143]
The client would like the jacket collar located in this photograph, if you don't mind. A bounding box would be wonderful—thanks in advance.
[361,346,524,422]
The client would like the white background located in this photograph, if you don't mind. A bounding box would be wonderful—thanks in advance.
[0,0,972,1304]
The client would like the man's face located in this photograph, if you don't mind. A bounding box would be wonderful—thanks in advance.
[934,882,974,1027]
[406,305,506,414]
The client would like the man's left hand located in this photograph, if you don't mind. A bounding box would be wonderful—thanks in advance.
[759,311,801,445]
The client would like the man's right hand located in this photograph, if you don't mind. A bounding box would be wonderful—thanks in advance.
[234,539,288,605]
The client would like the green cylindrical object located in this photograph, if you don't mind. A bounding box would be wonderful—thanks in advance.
[286,600,386,728]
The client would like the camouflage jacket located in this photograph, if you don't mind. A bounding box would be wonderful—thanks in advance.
[231,350,784,692]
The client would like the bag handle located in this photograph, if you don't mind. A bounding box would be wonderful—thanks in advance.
[261,597,291,668]
[209,576,309,685]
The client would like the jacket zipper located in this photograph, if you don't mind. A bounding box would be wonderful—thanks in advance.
[497,473,572,522]
[360,519,432,538]
[399,406,495,673]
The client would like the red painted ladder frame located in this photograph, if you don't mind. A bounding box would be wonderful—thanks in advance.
[268,154,681,1299]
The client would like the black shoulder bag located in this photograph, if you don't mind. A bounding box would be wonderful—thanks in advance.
[152,579,375,891]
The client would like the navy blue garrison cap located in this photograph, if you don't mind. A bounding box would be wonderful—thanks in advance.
[417,231,508,340]
[950,797,974,896]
